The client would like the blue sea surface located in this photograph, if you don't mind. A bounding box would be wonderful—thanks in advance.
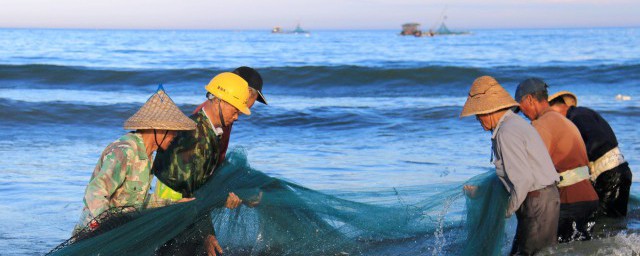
[0,28,639,255]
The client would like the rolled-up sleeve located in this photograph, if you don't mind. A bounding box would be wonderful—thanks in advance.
[497,129,534,217]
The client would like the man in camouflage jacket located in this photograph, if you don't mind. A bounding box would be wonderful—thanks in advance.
[74,87,196,235]
[152,71,258,256]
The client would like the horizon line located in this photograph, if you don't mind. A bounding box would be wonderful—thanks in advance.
[1,25,639,31]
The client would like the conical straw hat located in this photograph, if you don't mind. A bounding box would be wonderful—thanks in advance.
[124,87,196,130]
[460,76,519,117]
[548,90,577,107]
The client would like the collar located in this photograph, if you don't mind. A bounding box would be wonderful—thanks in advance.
[200,109,224,136]
[492,109,513,139]
[129,132,149,160]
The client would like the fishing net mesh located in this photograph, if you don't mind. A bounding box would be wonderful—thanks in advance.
[49,149,512,255]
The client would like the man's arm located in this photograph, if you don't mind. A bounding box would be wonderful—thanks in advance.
[498,129,535,217]
[83,149,129,219]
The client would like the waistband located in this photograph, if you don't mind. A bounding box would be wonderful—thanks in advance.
[528,183,556,198]
[557,166,590,188]
[589,147,626,181]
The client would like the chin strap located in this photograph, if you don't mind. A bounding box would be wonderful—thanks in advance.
[154,129,169,149]
[217,100,227,128]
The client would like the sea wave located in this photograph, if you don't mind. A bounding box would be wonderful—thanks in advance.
[1,63,638,94]
[0,94,464,127]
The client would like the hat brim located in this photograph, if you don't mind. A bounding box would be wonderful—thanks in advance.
[548,91,577,107]
[124,88,197,131]
[460,96,519,117]
[238,105,251,115]
[256,90,268,105]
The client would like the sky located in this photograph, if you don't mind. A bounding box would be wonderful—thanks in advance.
[0,0,639,30]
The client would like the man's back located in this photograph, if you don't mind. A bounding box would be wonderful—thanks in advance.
[566,106,618,161]
[531,109,598,204]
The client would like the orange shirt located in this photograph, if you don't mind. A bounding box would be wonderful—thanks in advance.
[532,108,598,204]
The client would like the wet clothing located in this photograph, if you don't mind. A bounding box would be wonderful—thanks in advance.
[557,200,599,243]
[531,108,599,243]
[491,110,560,254]
[76,133,168,234]
[593,162,632,217]
[511,184,560,256]
[531,109,599,204]
[492,110,559,217]
[565,106,632,217]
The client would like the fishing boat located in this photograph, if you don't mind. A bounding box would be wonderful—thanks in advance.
[271,23,310,35]
[429,17,470,36]
[400,23,423,37]
[400,7,470,37]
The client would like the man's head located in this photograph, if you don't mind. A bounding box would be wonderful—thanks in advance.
[548,91,578,117]
[461,76,519,131]
[210,96,241,125]
[204,72,251,127]
[515,78,550,121]
[233,66,267,107]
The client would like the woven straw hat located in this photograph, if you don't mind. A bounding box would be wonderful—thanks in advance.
[548,90,577,107]
[460,76,519,117]
[124,87,196,130]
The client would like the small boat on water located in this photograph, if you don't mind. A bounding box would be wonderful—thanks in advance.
[400,7,470,37]
[400,23,423,37]
[400,21,469,37]
[271,23,310,35]
[430,20,470,36]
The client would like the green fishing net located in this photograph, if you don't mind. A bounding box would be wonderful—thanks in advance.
[48,149,510,255]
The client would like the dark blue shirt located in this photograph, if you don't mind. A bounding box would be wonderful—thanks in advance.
[566,106,618,161]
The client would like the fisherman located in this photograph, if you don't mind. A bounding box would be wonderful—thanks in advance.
[73,87,196,236]
[152,70,261,256]
[515,78,600,243]
[461,76,560,255]
[548,91,632,217]
[153,66,267,204]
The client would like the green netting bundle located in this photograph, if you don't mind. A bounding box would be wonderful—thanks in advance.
[49,149,510,255]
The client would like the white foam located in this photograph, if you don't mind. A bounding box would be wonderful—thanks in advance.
[541,232,640,255]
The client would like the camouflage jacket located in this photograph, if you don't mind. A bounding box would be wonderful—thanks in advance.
[79,133,165,227]
[152,109,222,198]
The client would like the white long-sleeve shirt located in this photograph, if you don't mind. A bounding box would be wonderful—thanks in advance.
[491,110,559,217]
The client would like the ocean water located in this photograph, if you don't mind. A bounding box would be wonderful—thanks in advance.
[0,28,639,255]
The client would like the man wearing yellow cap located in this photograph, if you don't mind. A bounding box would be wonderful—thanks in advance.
[549,91,632,218]
[152,72,254,256]
[461,76,560,255]
[73,86,196,236]
[154,67,266,204]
